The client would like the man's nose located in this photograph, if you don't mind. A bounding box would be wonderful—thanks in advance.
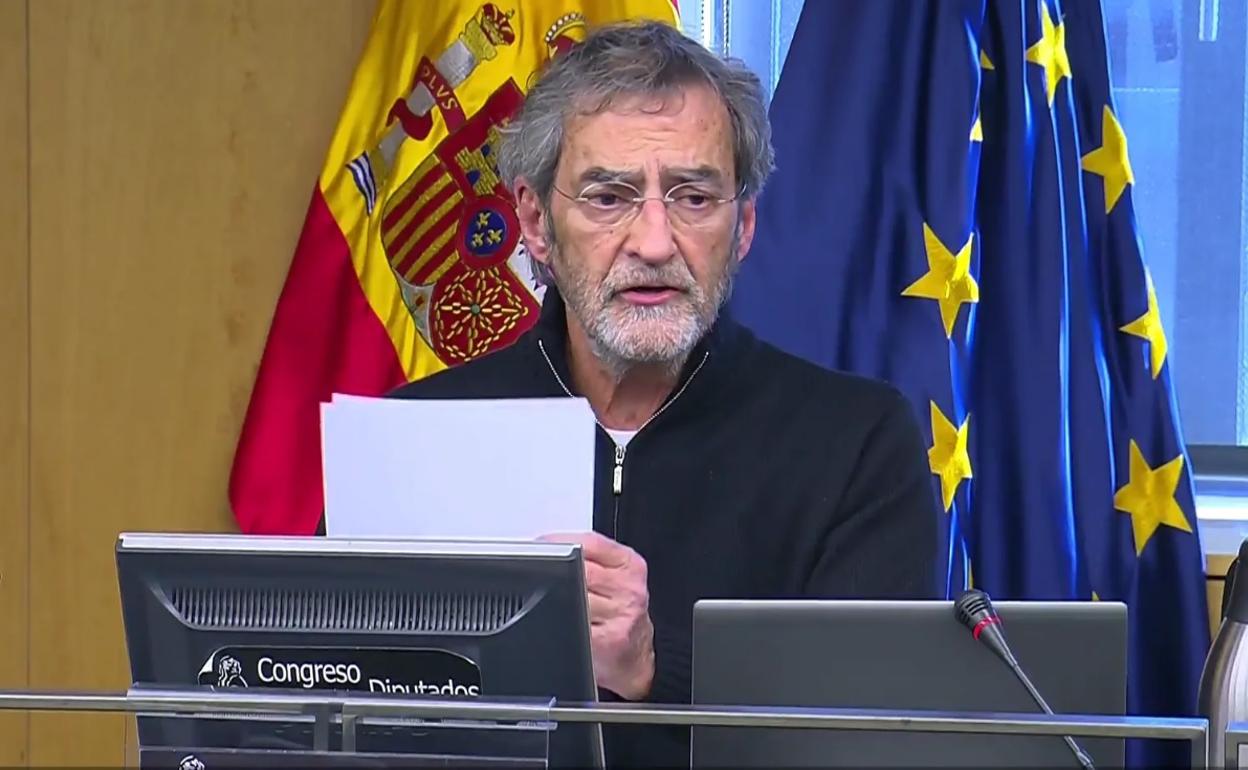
[624,198,678,265]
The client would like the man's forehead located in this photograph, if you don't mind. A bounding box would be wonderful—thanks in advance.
[559,85,733,166]
[560,124,734,188]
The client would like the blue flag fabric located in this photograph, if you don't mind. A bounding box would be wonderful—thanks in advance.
[731,1,1211,766]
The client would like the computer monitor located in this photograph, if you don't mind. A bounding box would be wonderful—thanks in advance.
[115,533,602,768]
[691,599,1128,767]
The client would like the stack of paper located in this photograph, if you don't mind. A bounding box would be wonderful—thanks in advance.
[320,394,597,539]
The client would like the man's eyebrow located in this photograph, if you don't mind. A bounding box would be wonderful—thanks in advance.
[573,165,730,188]
[661,165,726,185]
[575,167,644,186]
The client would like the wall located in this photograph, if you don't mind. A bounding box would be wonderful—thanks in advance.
[0,0,374,763]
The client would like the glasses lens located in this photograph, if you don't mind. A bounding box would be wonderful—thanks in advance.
[666,183,731,227]
[576,183,639,225]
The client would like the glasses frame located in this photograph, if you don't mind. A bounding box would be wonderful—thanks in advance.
[551,179,745,229]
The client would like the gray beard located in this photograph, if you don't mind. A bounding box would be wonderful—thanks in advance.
[547,235,739,384]
[585,320,691,384]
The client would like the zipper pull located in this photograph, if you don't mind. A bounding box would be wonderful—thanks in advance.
[612,444,626,495]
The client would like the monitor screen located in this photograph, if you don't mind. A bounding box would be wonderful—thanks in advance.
[115,533,602,768]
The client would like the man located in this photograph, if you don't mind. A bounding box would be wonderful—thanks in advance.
[390,19,940,767]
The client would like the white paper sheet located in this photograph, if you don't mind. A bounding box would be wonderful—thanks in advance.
[320,393,597,540]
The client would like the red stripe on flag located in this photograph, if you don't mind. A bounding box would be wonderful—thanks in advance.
[388,182,460,265]
[397,202,462,280]
[229,187,408,535]
[407,240,457,284]
[382,166,444,232]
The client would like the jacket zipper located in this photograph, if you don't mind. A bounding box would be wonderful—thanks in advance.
[611,444,625,539]
[537,340,709,539]
[612,444,626,494]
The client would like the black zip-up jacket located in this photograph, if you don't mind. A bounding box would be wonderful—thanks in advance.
[388,287,941,767]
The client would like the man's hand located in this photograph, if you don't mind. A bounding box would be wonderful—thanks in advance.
[540,531,655,700]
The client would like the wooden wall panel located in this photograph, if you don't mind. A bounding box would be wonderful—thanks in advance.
[27,0,374,763]
[0,0,30,764]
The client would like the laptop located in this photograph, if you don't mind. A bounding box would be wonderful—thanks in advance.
[691,599,1127,767]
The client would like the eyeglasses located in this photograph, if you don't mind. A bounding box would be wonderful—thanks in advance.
[552,180,743,229]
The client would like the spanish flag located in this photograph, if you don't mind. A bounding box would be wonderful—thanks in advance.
[230,0,680,535]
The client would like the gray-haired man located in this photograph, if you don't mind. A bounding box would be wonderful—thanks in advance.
[392,19,940,767]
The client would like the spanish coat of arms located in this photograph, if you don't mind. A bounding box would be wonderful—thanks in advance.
[347,4,587,366]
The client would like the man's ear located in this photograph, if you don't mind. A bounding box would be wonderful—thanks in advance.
[733,197,758,263]
[514,178,552,266]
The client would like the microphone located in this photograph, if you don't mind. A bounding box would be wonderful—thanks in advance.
[953,589,1097,770]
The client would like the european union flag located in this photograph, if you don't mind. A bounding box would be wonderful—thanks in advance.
[731,1,1210,766]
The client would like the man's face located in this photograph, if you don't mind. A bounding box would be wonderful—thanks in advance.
[517,83,756,369]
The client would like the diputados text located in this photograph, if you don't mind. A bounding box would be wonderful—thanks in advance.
[367,677,481,696]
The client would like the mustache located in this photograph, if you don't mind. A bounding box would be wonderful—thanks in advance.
[600,262,697,297]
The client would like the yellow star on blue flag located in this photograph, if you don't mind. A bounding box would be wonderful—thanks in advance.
[928,402,972,512]
[1082,106,1135,213]
[901,224,979,338]
[1113,440,1191,556]
[1026,2,1071,106]
[1119,270,1168,379]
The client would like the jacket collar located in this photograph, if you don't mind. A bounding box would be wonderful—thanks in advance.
[532,283,743,402]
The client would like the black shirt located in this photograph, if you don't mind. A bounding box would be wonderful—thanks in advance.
[389,287,941,767]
